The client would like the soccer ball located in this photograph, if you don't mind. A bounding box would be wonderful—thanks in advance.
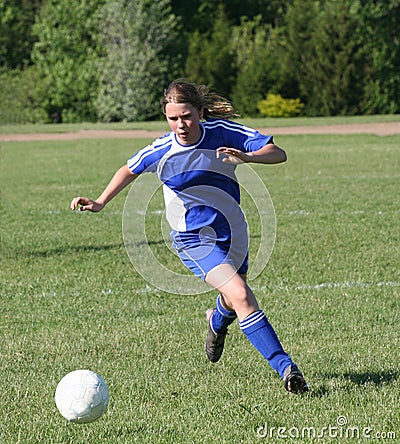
[55,369,109,423]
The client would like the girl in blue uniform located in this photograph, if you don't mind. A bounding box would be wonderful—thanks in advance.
[71,80,308,394]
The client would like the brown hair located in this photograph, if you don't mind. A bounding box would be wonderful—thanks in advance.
[161,79,240,119]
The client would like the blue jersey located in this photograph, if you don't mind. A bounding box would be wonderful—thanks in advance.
[127,118,272,234]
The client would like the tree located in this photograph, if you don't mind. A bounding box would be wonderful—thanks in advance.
[272,0,317,104]
[0,66,48,123]
[95,0,181,122]
[356,0,400,114]
[0,0,43,70]
[32,0,105,122]
[272,0,400,116]
[172,0,290,33]
[305,0,366,115]
[2,0,397,123]
[185,4,234,98]
[274,0,367,116]
[230,16,273,116]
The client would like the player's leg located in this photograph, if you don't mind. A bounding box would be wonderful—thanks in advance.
[203,264,254,363]
[206,265,291,374]
[205,264,308,393]
[204,295,235,363]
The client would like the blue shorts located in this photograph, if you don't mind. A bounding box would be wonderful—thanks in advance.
[171,225,249,280]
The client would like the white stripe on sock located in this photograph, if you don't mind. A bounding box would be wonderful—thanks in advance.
[217,294,236,318]
[239,310,265,330]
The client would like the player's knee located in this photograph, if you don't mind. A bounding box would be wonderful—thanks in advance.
[227,285,254,310]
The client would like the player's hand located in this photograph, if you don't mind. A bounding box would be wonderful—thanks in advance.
[70,197,104,212]
[216,147,249,164]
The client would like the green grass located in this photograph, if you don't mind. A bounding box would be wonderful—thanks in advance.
[1,113,399,134]
[1,133,399,443]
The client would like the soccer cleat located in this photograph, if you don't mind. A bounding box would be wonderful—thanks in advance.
[283,365,309,394]
[205,308,227,363]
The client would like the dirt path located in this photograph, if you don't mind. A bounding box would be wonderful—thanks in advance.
[1,121,399,141]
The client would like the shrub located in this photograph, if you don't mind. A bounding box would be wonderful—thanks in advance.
[257,93,304,117]
[0,68,48,124]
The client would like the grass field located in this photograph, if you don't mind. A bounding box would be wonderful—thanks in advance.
[1,130,399,443]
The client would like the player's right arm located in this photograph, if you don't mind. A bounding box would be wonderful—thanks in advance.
[70,164,138,212]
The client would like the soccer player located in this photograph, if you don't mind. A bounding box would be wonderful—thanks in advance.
[70,80,308,394]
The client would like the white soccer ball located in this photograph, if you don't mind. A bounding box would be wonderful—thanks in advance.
[55,369,109,423]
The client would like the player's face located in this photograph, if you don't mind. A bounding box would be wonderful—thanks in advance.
[165,102,203,145]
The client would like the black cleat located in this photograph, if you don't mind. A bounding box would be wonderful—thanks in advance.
[283,365,309,394]
[205,308,226,363]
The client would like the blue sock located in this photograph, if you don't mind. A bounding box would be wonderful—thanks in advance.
[239,310,294,378]
[211,294,237,334]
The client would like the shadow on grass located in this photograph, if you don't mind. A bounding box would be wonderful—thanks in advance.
[7,240,168,259]
[342,370,399,386]
[307,370,399,398]
[22,243,124,258]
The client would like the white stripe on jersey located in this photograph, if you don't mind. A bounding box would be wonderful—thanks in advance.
[202,119,257,137]
[127,135,172,172]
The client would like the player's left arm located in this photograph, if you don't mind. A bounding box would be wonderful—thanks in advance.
[216,143,287,165]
